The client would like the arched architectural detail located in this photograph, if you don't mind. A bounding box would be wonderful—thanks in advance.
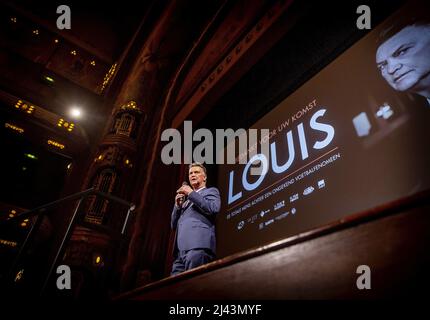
[108,101,144,139]
[113,113,134,136]
[84,167,118,225]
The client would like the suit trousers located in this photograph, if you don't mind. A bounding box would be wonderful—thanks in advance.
[171,248,214,275]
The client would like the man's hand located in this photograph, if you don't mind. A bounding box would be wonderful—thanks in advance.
[177,185,193,196]
[175,193,185,207]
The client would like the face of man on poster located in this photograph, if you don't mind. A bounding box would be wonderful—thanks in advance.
[376,23,430,103]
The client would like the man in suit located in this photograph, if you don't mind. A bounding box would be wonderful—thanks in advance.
[171,162,221,275]
[376,20,430,106]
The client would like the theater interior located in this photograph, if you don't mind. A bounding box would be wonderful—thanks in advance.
[0,0,429,302]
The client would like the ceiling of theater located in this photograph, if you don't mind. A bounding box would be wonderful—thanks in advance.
[0,0,156,154]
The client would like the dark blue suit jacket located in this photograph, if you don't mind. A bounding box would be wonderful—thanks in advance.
[171,187,221,256]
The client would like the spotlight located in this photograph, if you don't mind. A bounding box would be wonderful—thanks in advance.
[70,107,82,119]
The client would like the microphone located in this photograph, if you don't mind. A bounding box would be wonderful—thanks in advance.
[180,181,189,200]
[177,181,188,206]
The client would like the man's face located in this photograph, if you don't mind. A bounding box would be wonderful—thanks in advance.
[189,166,206,189]
[376,25,430,93]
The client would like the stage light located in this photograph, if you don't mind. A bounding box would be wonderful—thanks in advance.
[24,153,37,160]
[94,255,104,267]
[44,76,55,83]
[48,140,65,149]
[5,123,24,133]
[69,107,82,119]
[14,270,24,282]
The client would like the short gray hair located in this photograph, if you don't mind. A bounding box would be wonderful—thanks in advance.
[377,18,430,46]
[189,162,207,176]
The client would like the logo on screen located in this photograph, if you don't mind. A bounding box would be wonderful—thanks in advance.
[303,186,314,195]
[290,193,299,203]
[264,219,274,227]
[275,212,289,221]
[274,200,285,210]
[318,179,326,189]
[376,103,394,119]
[247,214,258,224]
[353,112,371,137]
[260,209,270,217]
[237,220,245,230]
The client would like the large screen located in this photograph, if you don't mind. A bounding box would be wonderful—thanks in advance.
[216,0,430,258]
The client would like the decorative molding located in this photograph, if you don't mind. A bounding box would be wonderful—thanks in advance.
[172,0,294,128]
[102,133,137,151]
[119,100,143,114]
[100,63,118,93]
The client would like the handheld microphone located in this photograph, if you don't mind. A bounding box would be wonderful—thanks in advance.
[177,181,189,206]
[180,181,189,200]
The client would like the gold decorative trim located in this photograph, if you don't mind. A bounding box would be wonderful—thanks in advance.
[100,63,117,93]
[120,100,142,113]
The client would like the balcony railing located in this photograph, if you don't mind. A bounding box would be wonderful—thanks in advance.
[0,187,135,297]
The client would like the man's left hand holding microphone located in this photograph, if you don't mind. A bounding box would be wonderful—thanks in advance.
[175,181,193,208]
